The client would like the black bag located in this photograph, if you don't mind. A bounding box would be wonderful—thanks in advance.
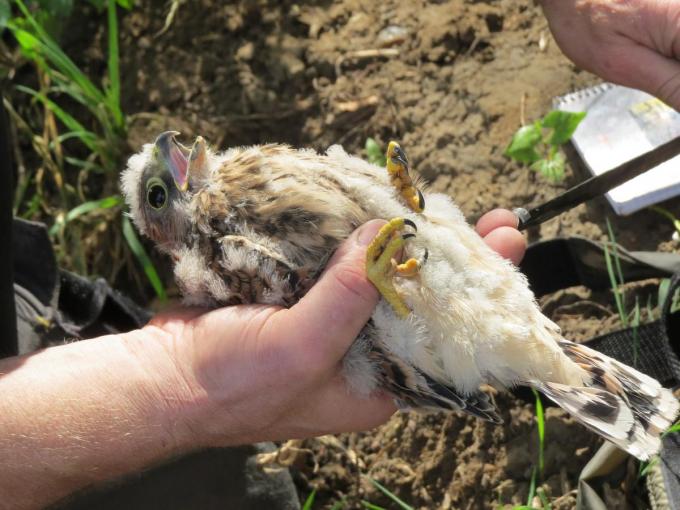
[520,237,680,510]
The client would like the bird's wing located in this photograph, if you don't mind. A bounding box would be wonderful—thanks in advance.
[369,344,502,423]
[213,234,311,306]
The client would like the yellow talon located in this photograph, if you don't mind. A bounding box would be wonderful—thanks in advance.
[386,141,425,213]
[365,218,422,318]
[395,258,420,277]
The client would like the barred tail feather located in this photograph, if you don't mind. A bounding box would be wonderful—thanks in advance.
[532,340,679,461]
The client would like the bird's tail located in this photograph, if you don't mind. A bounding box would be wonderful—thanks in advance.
[530,340,679,461]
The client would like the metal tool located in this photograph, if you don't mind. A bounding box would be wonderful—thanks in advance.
[514,136,680,230]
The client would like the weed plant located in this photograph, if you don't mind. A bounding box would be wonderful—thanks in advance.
[505,110,585,182]
[3,0,165,300]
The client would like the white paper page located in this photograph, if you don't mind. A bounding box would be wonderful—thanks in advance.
[555,84,680,215]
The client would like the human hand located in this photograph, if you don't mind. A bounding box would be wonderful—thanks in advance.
[0,210,524,509]
[141,212,526,447]
[476,208,526,265]
[541,0,680,110]
[145,220,393,447]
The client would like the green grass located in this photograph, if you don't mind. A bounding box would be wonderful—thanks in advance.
[302,489,317,510]
[5,0,166,301]
[532,389,545,477]
[658,277,680,315]
[603,220,679,482]
[510,390,551,510]
[603,219,628,327]
[651,206,680,238]
[329,497,348,510]
[364,477,414,510]
[122,216,166,302]
[300,478,412,510]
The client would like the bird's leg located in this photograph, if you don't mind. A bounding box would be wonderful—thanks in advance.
[386,141,425,213]
[366,217,423,318]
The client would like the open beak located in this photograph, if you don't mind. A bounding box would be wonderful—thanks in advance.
[154,131,191,191]
[187,136,206,181]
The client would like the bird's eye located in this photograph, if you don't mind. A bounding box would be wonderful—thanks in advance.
[146,178,168,210]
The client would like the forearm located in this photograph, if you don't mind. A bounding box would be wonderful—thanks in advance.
[0,329,196,509]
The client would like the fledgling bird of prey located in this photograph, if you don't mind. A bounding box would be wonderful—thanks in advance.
[122,132,678,461]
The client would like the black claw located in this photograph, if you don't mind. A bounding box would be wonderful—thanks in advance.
[417,189,425,210]
[402,233,416,240]
[403,218,417,231]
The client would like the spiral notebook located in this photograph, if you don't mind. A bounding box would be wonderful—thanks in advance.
[554,83,680,215]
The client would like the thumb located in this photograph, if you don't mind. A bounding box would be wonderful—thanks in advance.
[598,43,680,111]
[267,220,385,369]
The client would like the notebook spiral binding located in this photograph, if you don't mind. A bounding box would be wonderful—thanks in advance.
[552,82,614,108]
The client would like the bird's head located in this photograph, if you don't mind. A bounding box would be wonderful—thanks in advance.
[121,131,209,249]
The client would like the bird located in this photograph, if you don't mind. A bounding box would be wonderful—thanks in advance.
[121,131,678,461]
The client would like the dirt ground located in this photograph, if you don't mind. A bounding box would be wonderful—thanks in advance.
[10,0,680,508]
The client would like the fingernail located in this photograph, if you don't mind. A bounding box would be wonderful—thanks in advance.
[356,221,382,247]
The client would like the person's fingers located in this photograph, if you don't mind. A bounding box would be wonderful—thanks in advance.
[286,376,397,436]
[263,220,385,373]
[483,226,527,266]
[597,42,680,111]
[475,208,520,237]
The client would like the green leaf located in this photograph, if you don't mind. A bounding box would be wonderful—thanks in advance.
[64,156,107,174]
[0,0,10,28]
[12,0,105,105]
[672,289,680,314]
[366,478,414,510]
[52,130,99,146]
[542,110,586,146]
[664,420,680,436]
[532,388,545,477]
[606,218,626,290]
[302,489,316,510]
[11,25,41,58]
[365,137,386,167]
[15,85,99,152]
[360,502,386,510]
[105,0,124,130]
[530,152,565,182]
[659,278,680,314]
[37,0,74,19]
[116,0,133,9]
[526,466,537,506]
[49,195,122,236]
[604,238,627,326]
[537,488,551,509]
[505,123,542,163]
[639,456,660,478]
[329,497,347,510]
[19,193,42,219]
[122,216,167,302]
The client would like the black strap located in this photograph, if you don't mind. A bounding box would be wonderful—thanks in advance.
[520,237,680,298]
[11,219,151,354]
